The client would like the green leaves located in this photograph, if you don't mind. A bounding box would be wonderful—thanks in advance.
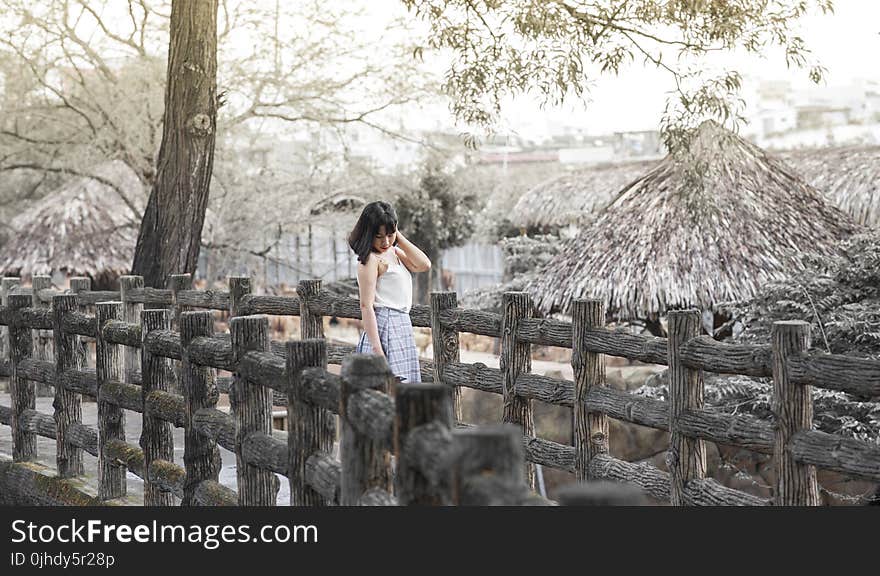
[404,0,832,149]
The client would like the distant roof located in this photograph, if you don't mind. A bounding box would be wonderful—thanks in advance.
[529,121,861,319]
[310,193,367,216]
[510,159,657,229]
[0,160,145,278]
[780,145,880,227]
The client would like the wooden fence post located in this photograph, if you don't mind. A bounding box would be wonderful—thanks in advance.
[170,274,193,331]
[96,302,126,499]
[298,279,323,339]
[53,295,84,478]
[180,311,221,505]
[572,299,609,482]
[449,424,528,505]
[69,278,91,370]
[395,382,453,505]
[228,276,251,420]
[1,277,21,366]
[231,314,277,505]
[31,275,53,397]
[772,320,819,506]
[287,339,334,506]
[119,276,144,386]
[667,310,706,506]
[8,294,36,462]
[340,354,393,505]
[141,309,175,506]
[169,273,193,396]
[229,276,251,316]
[500,292,535,490]
[431,292,460,420]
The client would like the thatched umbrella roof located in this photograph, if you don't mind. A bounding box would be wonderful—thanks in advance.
[780,146,880,227]
[530,121,861,319]
[510,159,658,229]
[0,160,145,279]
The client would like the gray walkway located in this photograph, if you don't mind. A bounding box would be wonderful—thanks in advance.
[0,390,292,505]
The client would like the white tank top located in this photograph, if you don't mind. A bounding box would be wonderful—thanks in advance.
[369,249,412,313]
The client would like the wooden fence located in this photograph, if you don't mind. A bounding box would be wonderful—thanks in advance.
[0,275,878,506]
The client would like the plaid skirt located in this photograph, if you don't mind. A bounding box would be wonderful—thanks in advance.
[357,306,422,383]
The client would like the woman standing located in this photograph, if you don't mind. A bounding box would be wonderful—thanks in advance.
[348,201,431,383]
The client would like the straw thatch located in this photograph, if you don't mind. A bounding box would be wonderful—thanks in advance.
[509,159,658,229]
[530,121,861,320]
[780,146,880,228]
[0,160,145,279]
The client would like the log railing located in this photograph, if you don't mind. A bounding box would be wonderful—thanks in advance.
[1,275,879,506]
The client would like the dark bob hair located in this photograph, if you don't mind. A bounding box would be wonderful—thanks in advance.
[348,201,398,264]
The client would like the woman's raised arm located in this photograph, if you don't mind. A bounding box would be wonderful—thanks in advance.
[394,230,431,273]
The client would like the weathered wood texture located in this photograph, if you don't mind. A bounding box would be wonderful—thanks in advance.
[339,355,393,505]
[667,310,706,506]
[31,276,54,397]
[588,454,670,503]
[180,312,221,506]
[572,299,609,481]
[288,339,335,506]
[786,353,880,397]
[305,451,341,505]
[500,292,535,489]
[0,277,21,362]
[790,430,880,482]
[449,425,528,505]
[395,383,454,505]
[96,302,127,499]
[119,277,144,398]
[176,289,229,310]
[431,292,462,421]
[0,460,104,506]
[228,276,250,318]
[68,278,92,372]
[680,337,772,377]
[298,280,324,339]
[231,315,276,505]
[103,320,143,348]
[62,311,97,338]
[9,294,36,462]
[141,309,176,506]
[53,295,84,478]
[236,294,300,317]
[120,286,173,306]
[193,407,235,451]
[241,432,287,477]
[169,273,193,396]
[772,321,819,506]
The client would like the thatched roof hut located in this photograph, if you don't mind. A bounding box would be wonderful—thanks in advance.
[530,121,861,320]
[509,159,658,230]
[0,160,145,281]
[780,146,880,228]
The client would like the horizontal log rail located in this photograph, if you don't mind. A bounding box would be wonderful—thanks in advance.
[7,289,874,398]
[3,276,879,508]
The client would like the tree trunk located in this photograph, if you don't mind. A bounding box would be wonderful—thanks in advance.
[131,0,219,288]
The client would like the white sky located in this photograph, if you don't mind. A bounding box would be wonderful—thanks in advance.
[366,0,880,138]
[501,0,880,137]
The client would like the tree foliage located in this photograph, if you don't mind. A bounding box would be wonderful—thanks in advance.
[395,161,478,258]
[394,160,479,303]
[0,0,436,279]
[401,0,834,149]
[725,231,880,359]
